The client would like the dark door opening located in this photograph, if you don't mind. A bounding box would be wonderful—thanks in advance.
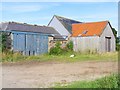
[105,37,111,52]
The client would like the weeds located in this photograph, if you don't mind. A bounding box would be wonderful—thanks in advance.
[54,74,119,88]
[1,51,118,63]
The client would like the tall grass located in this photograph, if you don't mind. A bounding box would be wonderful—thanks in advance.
[1,51,118,63]
[54,74,119,88]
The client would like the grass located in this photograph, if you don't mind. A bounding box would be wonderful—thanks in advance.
[54,74,119,88]
[1,51,118,63]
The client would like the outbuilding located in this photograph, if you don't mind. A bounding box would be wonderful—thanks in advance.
[72,21,116,53]
[0,21,62,55]
[48,15,82,40]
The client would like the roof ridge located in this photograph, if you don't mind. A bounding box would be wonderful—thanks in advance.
[72,20,108,25]
[2,21,50,27]
[54,15,81,22]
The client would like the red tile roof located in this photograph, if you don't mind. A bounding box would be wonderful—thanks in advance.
[72,21,109,37]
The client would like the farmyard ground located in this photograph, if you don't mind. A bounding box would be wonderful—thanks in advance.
[2,60,118,88]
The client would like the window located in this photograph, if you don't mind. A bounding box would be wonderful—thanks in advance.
[82,30,88,34]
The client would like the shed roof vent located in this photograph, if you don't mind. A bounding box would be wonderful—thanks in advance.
[82,30,88,34]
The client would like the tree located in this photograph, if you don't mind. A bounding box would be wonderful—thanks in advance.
[112,28,117,38]
[0,32,7,52]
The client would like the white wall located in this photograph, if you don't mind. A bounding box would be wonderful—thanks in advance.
[48,16,70,37]
[99,23,116,52]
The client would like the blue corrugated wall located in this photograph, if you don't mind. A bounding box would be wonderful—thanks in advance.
[12,31,48,55]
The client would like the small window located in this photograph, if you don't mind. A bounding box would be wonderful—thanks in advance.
[82,30,88,34]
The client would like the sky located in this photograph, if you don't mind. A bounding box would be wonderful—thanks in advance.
[1,2,118,31]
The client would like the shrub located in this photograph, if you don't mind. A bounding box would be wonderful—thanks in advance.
[2,51,26,62]
[54,74,119,88]
[49,41,63,55]
[116,43,120,51]
[66,41,73,51]
[0,32,8,52]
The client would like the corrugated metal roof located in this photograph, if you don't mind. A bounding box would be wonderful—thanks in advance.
[0,21,64,39]
[54,15,82,34]
[72,21,109,37]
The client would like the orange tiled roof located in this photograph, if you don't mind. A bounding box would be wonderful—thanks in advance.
[72,21,109,37]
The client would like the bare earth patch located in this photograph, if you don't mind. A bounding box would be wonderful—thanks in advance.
[2,60,118,88]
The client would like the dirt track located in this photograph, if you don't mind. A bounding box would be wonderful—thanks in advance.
[2,60,118,88]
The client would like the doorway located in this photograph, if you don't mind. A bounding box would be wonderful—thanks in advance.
[105,37,111,52]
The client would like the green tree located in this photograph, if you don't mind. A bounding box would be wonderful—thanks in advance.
[112,28,117,38]
[49,41,62,55]
[0,32,7,52]
[66,41,73,51]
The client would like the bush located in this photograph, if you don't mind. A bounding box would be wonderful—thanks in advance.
[66,41,73,51]
[49,41,74,55]
[49,41,63,55]
[0,32,8,52]
[54,74,119,88]
[2,51,26,62]
[116,43,120,51]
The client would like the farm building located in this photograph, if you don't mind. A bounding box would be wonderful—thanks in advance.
[48,15,82,40]
[72,21,116,53]
[0,21,63,55]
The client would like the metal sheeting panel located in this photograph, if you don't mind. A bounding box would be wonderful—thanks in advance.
[13,33,25,51]
[13,32,48,55]
[36,35,48,54]
[40,35,48,54]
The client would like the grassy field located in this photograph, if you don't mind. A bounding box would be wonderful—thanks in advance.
[54,74,119,88]
[1,51,118,62]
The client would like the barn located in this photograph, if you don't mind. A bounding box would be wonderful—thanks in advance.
[48,15,82,40]
[0,21,63,55]
[72,21,116,53]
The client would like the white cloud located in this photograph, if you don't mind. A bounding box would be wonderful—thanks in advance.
[2,4,45,13]
[1,3,61,13]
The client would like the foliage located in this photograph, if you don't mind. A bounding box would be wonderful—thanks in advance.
[49,41,63,55]
[66,41,73,51]
[116,43,120,51]
[112,28,117,38]
[2,51,27,62]
[54,74,119,88]
[0,32,8,52]
[116,37,120,44]
[112,28,120,51]
[2,51,118,62]
[49,41,74,55]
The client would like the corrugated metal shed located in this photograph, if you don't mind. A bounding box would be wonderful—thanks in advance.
[12,31,48,55]
[0,21,64,55]
[0,21,64,40]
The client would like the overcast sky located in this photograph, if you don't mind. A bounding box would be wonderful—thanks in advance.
[1,2,118,31]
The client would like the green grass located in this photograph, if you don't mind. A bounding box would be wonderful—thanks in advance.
[54,74,119,88]
[1,51,118,63]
